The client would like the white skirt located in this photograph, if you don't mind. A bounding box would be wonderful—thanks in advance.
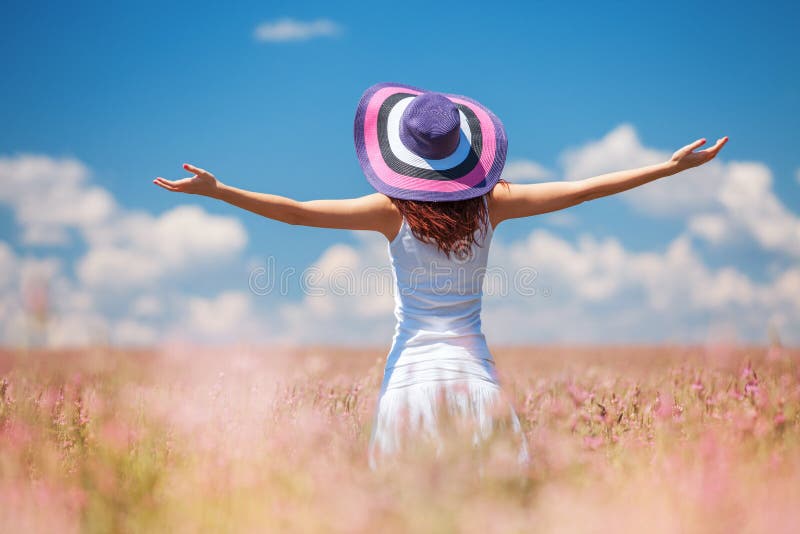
[367,354,530,472]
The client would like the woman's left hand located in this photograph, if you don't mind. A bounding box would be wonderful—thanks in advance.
[153,163,223,197]
[669,136,729,172]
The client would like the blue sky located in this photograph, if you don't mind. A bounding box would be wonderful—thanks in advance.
[1,1,799,346]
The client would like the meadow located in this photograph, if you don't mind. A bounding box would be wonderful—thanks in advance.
[0,343,798,533]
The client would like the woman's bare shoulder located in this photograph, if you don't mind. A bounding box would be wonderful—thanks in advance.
[487,181,514,227]
[367,193,402,240]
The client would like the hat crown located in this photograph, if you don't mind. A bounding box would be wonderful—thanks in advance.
[399,92,461,160]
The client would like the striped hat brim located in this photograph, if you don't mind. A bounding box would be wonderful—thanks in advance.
[354,82,507,202]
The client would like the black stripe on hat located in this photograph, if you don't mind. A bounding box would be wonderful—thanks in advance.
[376,92,483,181]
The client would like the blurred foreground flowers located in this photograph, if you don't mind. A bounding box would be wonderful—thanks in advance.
[0,344,798,533]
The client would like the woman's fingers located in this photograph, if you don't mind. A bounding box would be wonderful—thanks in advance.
[693,137,728,163]
[672,138,706,162]
[683,138,707,154]
[155,177,179,187]
[153,178,178,191]
[700,136,729,155]
[154,177,192,191]
[183,163,205,176]
[153,173,203,193]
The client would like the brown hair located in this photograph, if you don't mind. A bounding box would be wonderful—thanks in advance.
[390,181,508,260]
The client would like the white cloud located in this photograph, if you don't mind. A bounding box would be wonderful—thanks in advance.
[0,153,250,347]
[132,295,161,317]
[78,205,247,289]
[0,244,109,347]
[687,214,730,245]
[112,318,158,346]
[0,154,115,245]
[170,291,270,344]
[0,236,262,347]
[185,291,251,335]
[0,242,16,289]
[561,124,663,181]
[543,211,579,228]
[47,312,110,347]
[481,230,799,343]
[254,18,342,43]
[502,160,553,183]
[77,247,165,289]
[0,154,247,287]
[271,232,395,344]
[796,168,800,185]
[716,162,800,257]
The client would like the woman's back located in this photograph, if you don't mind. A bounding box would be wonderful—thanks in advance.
[369,197,530,471]
[387,197,493,350]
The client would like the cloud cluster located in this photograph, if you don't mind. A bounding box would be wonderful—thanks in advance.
[0,156,115,245]
[1,122,798,347]
[0,154,248,346]
[501,160,553,183]
[482,230,799,344]
[268,233,396,345]
[254,18,342,43]
[263,225,799,346]
[555,125,800,258]
[274,126,800,344]
[78,205,246,289]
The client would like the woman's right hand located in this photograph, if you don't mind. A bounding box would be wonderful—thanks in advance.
[153,163,223,197]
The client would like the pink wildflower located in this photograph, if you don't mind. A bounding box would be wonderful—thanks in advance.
[773,411,786,429]
[583,435,603,450]
[566,383,591,407]
[740,362,755,380]
[655,392,674,421]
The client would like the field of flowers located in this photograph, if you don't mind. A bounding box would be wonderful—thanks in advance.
[0,343,798,533]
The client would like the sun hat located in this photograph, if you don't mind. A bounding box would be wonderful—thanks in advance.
[354,82,508,202]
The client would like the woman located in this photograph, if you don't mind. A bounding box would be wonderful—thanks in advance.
[153,82,727,472]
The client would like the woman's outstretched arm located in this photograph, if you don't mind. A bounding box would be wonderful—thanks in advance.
[153,164,401,240]
[489,136,728,228]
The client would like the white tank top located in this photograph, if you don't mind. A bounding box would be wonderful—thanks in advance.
[370,198,531,470]
[379,196,499,394]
